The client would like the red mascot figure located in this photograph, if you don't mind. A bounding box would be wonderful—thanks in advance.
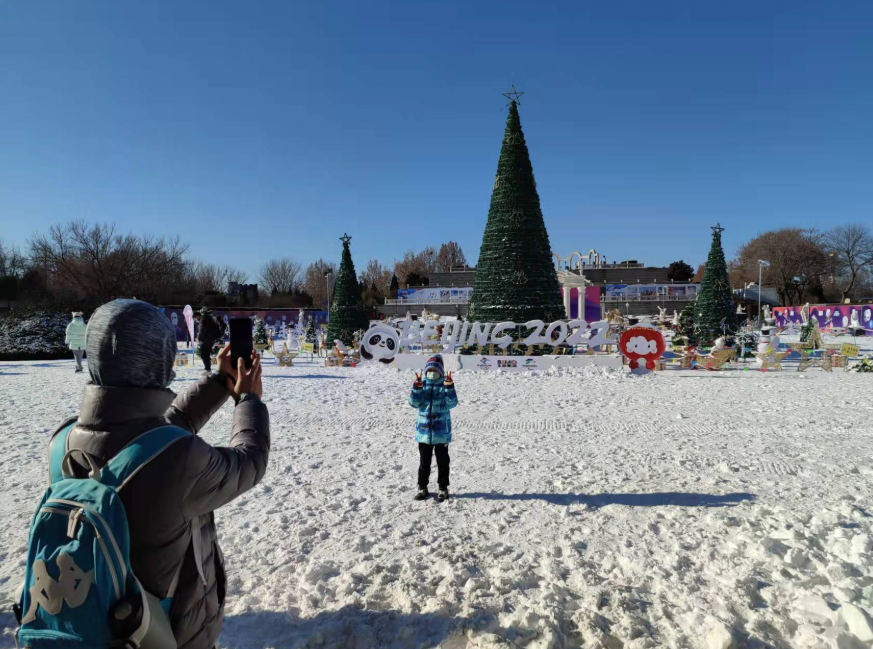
[619,326,666,372]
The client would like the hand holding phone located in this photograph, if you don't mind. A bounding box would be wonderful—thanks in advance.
[229,318,254,369]
[226,353,263,399]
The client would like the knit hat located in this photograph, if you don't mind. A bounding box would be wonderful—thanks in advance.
[86,299,177,389]
[423,354,445,381]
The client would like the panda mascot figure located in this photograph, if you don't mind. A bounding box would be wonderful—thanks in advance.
[360,323,401,364]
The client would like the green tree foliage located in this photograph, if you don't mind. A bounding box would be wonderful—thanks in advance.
[253,317,269,346]
[468,99,563,324]
[305,318,317,344]
[673,303,697,347]
[667,260,694,282]
[695,225,739,345]
[325,234,369,347]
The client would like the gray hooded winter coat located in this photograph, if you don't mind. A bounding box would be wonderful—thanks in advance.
[51,299,270,649]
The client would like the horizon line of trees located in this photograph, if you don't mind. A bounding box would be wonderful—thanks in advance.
[0,221,470,313]
[5,220,870,315]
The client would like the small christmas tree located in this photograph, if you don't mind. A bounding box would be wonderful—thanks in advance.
[673,303,698,347]
[468,89,564,324]
[695,224,739,345]
[325,234,370,347]
[253,317,269,347]
[305,318,317,344]
[800,319,814,343]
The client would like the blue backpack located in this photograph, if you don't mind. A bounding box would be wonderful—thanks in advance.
[15,422,190,649]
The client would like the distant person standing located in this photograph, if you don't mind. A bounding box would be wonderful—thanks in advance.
[193,309,221,372]
[65,312,87,373]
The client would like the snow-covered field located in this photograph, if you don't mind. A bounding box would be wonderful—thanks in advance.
[2,352,873,649]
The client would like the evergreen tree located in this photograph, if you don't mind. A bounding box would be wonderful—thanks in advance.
[667,260,694,282]
[468,91,563,324]
[695,224,739,345]
[305,317,317,344]
[389,273,400,299]
[674,303,698,347]
[253,317,269,346]
[325,234,369,347]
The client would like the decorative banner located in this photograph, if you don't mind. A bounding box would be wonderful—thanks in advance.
[457,354,621,372]
[470,356,543,372]
[605,284,698,299]
[161,308,329,342]
[773,305,872,335]
[397,287,474,302]
[182,305,194,345]
[840,343,860,358]
[619,326,666,372]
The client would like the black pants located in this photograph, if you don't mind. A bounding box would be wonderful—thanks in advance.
[418,443,450,490]
[200,342,212,372]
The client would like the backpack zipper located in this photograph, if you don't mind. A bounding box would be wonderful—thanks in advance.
[66,508,84,538]
[39,506,121,600]
[46,499,127,584]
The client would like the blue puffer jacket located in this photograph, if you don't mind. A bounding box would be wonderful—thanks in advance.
[409,355,458,445]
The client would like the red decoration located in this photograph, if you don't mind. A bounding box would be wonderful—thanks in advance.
[619,326,666,371]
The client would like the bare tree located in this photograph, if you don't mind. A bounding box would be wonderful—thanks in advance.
[303,259,337,309]
[0,239,28,278]
[436,241,467,273]
[393,247,439,286]
[359,259,392,291]
[29,221,189,304]
[188,262,248,295]
[732,229,828,305]
[824,224,873,303]
[257,257,302,294]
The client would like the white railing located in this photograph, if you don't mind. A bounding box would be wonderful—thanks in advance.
[602,294,696,302]
[385,296,471,305]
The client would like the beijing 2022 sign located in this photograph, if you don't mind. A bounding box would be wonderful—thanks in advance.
[360,319,613,364]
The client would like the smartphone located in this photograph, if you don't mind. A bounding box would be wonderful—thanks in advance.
[229,318,254,369]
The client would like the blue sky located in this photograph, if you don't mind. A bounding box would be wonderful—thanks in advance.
[1,1,871,279]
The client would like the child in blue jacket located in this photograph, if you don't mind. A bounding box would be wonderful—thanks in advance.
[409,355,458,501]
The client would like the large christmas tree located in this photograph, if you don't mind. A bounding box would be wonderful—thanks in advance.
[695,224,739,345]
[325,234,369,347]
[468,89,564,324]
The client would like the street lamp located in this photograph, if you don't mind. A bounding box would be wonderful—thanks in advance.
[757,260,770,329]
[324,270,333,321]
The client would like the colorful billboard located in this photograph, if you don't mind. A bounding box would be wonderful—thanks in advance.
[773,304,872,335]
[159,308,329,342]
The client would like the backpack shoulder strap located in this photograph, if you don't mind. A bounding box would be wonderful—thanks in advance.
[100,426,191,491]
[48,419,77,485]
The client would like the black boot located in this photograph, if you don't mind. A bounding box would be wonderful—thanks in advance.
[414,488,429,501]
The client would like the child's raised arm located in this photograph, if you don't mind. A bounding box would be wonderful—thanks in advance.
[409,372,424,408]
[443,372,458,409]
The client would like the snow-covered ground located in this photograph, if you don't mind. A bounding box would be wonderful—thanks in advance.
[2,350,873,649]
